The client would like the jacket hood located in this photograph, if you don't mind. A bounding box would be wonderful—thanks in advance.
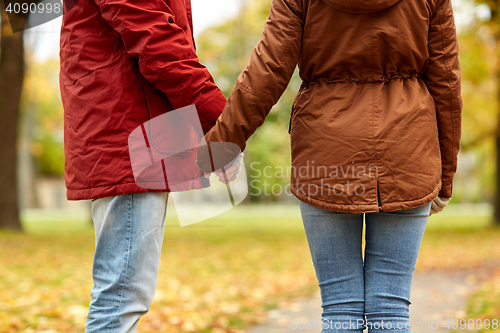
[322,0,403,14]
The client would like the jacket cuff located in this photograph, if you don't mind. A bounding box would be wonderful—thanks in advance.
[199,91,226,135]
[196,141,241,173]
[439,183,452,199]
[196,143,214,173]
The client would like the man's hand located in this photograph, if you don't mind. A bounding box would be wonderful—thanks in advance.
[430,196,451,215]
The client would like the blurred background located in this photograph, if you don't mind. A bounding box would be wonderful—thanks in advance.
[0,0,499,332]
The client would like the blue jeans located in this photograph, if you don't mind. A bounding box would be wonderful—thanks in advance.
[299,201,431,332]
[86,192,169,333]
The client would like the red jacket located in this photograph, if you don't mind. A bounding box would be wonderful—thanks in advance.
[60,0,226,200]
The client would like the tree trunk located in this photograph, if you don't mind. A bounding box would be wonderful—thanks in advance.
[0,10,25,231]
[490,1,500,225]
[495,136,500,225]
[495,62,500,224]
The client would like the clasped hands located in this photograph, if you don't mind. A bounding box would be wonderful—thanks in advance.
[201,152,244,184]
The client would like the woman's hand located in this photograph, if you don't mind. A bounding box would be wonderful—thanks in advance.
[430,196,451,215]
[202,153,244,184]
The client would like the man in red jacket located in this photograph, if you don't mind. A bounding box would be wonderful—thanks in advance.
[59,0,227,331]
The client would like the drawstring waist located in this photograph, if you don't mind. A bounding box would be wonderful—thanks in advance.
[303,72,422,85]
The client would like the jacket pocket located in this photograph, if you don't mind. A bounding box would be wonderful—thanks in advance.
[140,75,173,120]
[139,76,193,157]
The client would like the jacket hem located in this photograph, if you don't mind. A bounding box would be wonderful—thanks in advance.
[381,180,441,212]
[290,180,441,214]
[67,182,170,201]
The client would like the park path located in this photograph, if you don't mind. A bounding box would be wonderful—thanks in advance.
[247,260,500,333]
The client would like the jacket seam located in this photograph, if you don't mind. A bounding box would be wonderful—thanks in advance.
[236,82,269,100]
[369,13,376,150]
[234,83,269,132]
[280,0,296,68]
[289,84,307,135]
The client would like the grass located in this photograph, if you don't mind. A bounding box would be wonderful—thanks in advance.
[0,203,499,332]
[1,204,317,333]
[465,274,500,333]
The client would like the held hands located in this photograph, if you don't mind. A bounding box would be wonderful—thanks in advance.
[430,196,451,216]
[203,153,244,184]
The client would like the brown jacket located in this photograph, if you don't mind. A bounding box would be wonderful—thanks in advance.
[201,0,462,213]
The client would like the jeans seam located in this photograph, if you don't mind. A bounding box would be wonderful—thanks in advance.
[161,193,168,228]
[109,193,134,331]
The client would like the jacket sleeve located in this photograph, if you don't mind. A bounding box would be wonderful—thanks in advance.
[421,0,463,199]
[93,0,226,134]
[198,0,304,170]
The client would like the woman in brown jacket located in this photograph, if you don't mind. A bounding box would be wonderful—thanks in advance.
[199,0,462,331]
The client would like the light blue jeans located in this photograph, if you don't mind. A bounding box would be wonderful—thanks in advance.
[86,192,169,333]
[299,201,431,332]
